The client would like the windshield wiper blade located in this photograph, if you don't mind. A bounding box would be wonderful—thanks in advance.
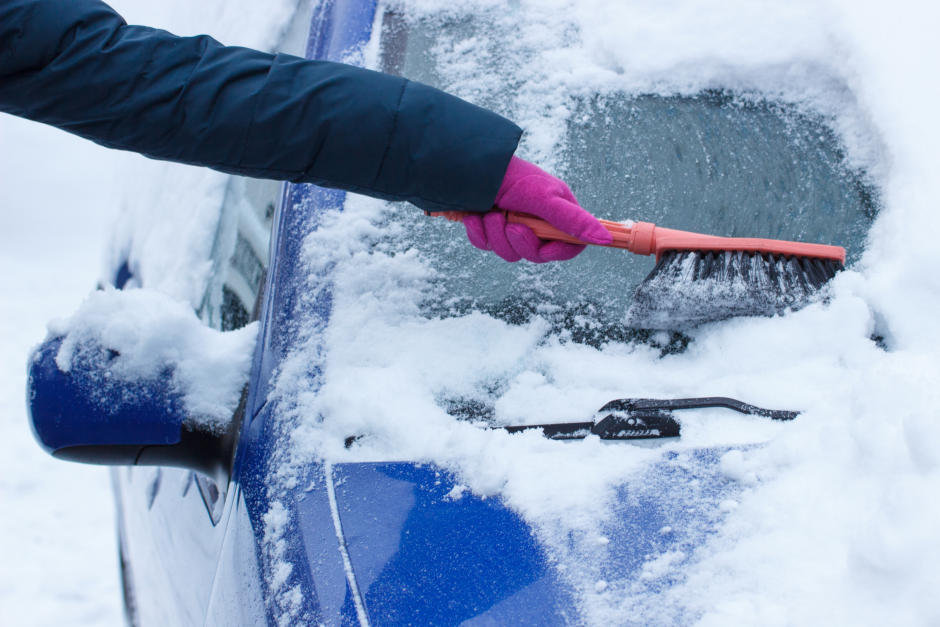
[501,396,798,441]
[502,410,679,440]
[344,397,799,447]
[599,397,798,421]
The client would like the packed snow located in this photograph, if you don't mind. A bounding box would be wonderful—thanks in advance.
[49,288,257,431]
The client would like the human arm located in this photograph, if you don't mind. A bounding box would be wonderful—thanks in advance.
[0,0,610,260]
[0,0,521,212]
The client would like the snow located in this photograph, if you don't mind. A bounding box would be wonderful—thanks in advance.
[3,0,940,624]
[0,114,124,626]
[260,0,940,624]
[50,288,257,431]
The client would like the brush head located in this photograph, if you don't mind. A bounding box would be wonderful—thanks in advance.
[626,250,843,330]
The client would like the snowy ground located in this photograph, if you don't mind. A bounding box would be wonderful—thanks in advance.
[0,117,124,625]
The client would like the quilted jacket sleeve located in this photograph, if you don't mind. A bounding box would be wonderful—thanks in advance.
[0,0,522,212]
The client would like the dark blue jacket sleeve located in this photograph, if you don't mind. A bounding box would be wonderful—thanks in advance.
[0,0,522,212]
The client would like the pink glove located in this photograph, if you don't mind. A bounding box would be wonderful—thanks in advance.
[464,156,613,262]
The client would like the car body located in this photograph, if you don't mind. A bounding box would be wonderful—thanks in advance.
[27,1,877,625]
[102,6,580,623]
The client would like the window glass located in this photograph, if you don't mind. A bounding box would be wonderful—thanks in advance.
[199,176,279,331]
[376,10,876,344]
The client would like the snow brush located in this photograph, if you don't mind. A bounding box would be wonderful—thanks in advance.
[429,211,846,329]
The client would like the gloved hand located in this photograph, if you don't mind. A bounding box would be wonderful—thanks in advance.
[463,156,613,262]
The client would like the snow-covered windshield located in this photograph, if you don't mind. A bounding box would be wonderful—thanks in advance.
[260,2,937,624]
[278,2,887,439]
[220,0,940,624]
[373,8,876,343]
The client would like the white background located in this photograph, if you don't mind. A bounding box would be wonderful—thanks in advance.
[0,116,125,625]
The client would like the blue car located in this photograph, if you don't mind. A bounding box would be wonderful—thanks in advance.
[27,1,876,625]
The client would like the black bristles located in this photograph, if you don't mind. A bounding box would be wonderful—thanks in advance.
[626,250,843,330]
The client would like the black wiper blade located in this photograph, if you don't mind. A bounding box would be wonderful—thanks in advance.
[344,397,799,447]
[598,397,798,421]
[501,396,797,441]
[503,410,679,440]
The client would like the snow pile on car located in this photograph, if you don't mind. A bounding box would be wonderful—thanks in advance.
[49,288,257,431]
[264,0,940,625]
[276,192,886,624]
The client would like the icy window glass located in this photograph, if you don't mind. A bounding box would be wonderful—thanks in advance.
[375,9,877,345]
[199,177,279,331]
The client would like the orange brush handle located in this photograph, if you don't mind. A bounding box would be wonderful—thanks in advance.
[431,211,638,247]
[428,210,846,264]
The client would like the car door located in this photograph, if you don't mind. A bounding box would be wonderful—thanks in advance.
[110,5,318,623]
[112,171,280,625]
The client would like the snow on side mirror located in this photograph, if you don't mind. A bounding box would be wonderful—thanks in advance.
[26,288,257,478]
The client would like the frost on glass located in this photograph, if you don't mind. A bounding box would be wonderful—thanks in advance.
[375,8,877,346]
[199,177,279,331]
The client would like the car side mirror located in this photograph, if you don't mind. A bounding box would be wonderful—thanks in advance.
[28,335,240,479]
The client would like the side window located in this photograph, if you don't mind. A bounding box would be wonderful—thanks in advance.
[197,0,315,331]
[199,177,280,331]
[192,176,280,522]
